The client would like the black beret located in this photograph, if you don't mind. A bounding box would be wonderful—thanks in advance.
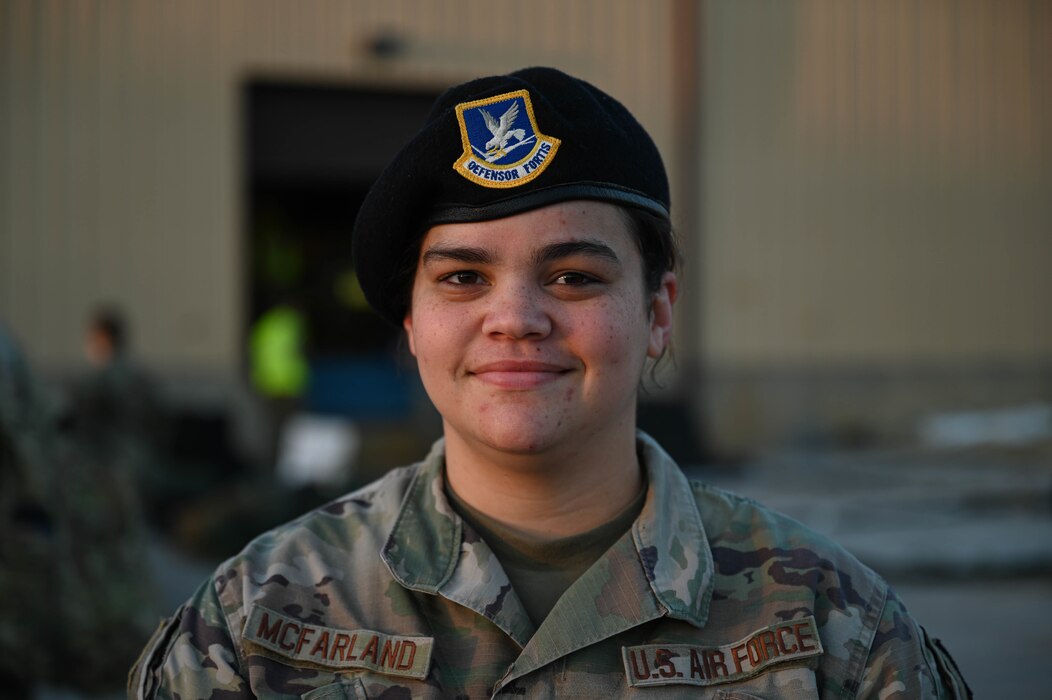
[352,66,670,326]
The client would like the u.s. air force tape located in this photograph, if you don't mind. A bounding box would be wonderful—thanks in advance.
[243,605,433,680]
[622,616,823,688]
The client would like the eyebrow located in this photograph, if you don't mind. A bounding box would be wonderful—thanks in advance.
[421,245,494,266]
[420,238,621,267]
[531,239,621,267]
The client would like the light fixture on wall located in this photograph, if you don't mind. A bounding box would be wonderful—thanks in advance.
[364,29,408,60]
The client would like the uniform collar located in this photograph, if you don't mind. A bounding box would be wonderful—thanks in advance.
[381,438,535,646]
[380,432,714,651]
[631,431,714,627]
[380,437,461,594]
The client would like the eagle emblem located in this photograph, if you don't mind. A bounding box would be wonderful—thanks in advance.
[480,102,526,158]
[453,90,561,188]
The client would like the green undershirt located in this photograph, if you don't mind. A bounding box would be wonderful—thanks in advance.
[445,478,647,628]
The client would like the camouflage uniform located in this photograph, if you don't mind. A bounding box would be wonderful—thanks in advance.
[130,433,968,699]
[1,324,160,695]
[0,324,59,695]
[70,354,167,494]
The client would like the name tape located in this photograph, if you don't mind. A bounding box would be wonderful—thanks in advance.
[622,616,823,688]
[243,605,433,680]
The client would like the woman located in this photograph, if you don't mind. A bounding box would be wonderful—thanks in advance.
[131,67,968,699]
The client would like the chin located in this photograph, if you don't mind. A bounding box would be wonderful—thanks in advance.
[479,430,560,456]
[471,417,575,457]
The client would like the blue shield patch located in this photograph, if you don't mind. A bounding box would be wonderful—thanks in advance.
[453,90,561,188]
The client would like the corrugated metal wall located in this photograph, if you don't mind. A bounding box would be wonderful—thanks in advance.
[2,0,1049,448]
[700,0,1051,449]
[702,0,1051,365]
[0,0,677,373]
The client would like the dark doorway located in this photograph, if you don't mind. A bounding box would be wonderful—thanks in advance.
[244,80,441,421]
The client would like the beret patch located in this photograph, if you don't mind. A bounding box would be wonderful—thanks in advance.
[453,89,562,188]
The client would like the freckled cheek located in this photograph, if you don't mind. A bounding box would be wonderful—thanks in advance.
[592,297,646,338]
[413,313,472,373]
[580,318,636,364]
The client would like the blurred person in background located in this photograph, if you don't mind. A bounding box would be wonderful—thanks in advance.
[74,306,165,458]
[71,305,174,526]
[0,321,160,697]
[248,296,309,473]
[130,68,969,699]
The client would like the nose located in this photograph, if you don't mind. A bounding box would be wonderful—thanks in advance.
[481,280,552,340]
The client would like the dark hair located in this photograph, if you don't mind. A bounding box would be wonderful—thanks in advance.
[90,308,126,353]
[616,206,681,296]
[616,206,681,382]
[389,240,423,324]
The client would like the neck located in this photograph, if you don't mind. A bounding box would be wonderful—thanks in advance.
[442,425,643,540]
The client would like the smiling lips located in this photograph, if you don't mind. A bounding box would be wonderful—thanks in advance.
[469,360,572,389]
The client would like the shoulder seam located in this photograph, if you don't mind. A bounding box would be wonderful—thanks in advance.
[847,578,889,698]
[688,478,766,509]
[215,571,250,671]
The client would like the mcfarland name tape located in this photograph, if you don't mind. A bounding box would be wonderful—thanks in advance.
[243,605,433,680]
[622,616,823,688]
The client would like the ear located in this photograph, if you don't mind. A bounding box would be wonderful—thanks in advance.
[647,271,677,359]
[402,313,418,357]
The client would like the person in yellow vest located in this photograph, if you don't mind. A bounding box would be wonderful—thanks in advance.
[249,301,308,470]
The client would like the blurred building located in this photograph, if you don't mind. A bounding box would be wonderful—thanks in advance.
[1,0,1049,460]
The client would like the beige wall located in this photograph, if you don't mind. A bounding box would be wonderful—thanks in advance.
[0,0,679,375]
[699,0,1051,450]
[2,0,1049,450]
[701,0,1051,366]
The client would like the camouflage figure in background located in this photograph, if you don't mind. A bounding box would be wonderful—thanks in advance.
[0,322,160,696]
[0,323,57,696]
[72,306,169,506]
[130,68,969,698]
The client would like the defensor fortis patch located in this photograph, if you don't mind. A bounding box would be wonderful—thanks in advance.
[453,89,561,188]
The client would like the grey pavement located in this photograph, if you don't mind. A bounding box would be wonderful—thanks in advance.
[893,578,1052,699]
[688,444,1052,698]
[689,445,1052,581]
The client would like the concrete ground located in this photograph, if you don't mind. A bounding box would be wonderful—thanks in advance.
[893,579,1052,698]
[694,445,1052,698]
[695,446,1052,581]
